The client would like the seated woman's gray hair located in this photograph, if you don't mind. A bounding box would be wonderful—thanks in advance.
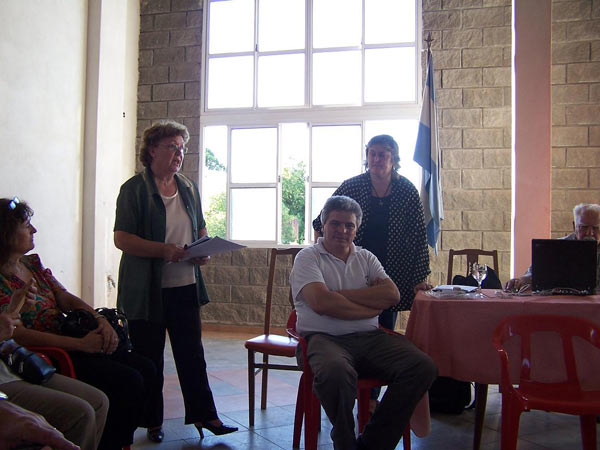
[320,195,363,228]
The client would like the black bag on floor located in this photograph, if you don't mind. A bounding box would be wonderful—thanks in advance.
[428,376,472,414]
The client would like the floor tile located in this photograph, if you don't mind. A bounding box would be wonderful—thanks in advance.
[130,332,588,450]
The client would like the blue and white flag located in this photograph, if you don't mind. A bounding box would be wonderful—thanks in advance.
[413,51,443,254]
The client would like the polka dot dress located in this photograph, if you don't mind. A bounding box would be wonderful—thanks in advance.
[313,172,430,310]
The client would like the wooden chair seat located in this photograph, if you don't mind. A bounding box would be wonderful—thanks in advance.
[245,334,298,357]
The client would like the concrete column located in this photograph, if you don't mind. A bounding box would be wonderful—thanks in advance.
[511,0,552,277]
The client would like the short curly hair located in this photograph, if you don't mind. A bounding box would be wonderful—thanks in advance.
[364,134,401,172]
[320,195,363,228]
[139,120,190,167]
[0,198,34,267]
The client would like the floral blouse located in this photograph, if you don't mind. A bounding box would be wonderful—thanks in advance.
[0,254,66,334]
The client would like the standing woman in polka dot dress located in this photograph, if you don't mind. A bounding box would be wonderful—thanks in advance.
[312,134,431,330]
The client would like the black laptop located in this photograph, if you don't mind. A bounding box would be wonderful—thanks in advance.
[531,239,597,295]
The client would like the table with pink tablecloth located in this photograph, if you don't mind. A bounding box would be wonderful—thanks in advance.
[406,289,600,449]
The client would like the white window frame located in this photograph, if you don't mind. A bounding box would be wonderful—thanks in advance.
[200,0,423,246]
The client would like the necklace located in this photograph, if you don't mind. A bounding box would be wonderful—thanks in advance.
[371,179,392,206]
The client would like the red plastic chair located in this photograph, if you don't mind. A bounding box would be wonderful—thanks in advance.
[492,314,600,450]
[244,248,301,426]
[29,346,131,450]
[30,346,76,378]
[287,310,411,450]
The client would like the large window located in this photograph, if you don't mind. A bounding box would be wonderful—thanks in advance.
[201,0,421,245]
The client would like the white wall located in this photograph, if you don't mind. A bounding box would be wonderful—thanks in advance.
[0,1,87,290]
[82,0,139,307]
[0,0,138,305]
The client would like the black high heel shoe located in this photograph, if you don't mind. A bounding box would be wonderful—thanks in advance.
[146,427,164,443]
[195,421,238,438]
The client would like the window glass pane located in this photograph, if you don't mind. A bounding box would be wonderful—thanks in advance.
[365,47,416,103]
[231,188,276,240]
[364,120,421,189]
[311,187,337,224]
[259,0,305,52]
[313,0,361,48]
[231,127,277,183]
[312,125,362,182]
[207,56,254,108]
[202,126,228,238]
[281,123,308,244]
[258,54,305,107]
[365,0,415,44]
[313,51,361,105]
[208,0,254,54]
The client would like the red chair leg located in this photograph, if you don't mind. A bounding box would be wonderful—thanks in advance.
[293,374,304,448]
[500,398,520,450]
[357,387,371,433]
[304,375,319,450]
[580,414,597,450]
[403,425,411,450]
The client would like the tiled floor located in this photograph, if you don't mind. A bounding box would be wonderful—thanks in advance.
[131,330,587,450]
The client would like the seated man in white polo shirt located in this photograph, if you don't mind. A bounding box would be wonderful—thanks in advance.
[290,195,437,450]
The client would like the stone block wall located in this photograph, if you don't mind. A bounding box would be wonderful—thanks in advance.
[137,0,202,177]
[550,0,600,235]
[135,1,600,327]
[423,0,600,285]
[200,248,296,328]
[423,0,513,284]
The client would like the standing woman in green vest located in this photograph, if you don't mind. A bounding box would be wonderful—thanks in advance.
[114,120,237,442]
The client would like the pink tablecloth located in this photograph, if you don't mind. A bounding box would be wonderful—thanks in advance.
[406,290,600,387]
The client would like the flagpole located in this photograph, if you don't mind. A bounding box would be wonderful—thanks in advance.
[414,32,443,255]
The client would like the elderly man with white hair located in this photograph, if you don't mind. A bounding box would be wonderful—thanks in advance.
[506,203,600,291]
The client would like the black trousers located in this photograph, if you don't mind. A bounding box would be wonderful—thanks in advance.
[128,283,218,427]
[69,349,156,450]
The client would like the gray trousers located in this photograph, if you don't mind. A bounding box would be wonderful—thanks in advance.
[306,330,437,450]
[2,374,109,450]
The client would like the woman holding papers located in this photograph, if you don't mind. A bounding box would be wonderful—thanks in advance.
[114,120,237,442]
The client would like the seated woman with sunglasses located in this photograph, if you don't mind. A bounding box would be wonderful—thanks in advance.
[0,197,157,450]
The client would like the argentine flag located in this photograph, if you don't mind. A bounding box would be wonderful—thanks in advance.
[413,51,443,254]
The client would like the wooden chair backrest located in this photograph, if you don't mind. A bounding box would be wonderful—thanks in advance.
[447,248,499,285]
[264,247,301,334]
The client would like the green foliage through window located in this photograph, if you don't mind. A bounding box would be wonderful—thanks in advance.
[281,162,306,244]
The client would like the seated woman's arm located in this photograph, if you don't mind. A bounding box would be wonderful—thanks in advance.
[12,324,103,353]
[12,288,117,354]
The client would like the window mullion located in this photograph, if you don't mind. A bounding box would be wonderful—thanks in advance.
[253,0,259,109]
[306,0,313,108]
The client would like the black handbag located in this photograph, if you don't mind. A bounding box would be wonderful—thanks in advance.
[61,308,133,355]
[0,339,56,384]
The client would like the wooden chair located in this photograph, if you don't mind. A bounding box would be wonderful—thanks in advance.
[446,248,499,284]
[446,248,498,450]
[493,314,600,450]
[287,310,411,450]
[244,247,301,427]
